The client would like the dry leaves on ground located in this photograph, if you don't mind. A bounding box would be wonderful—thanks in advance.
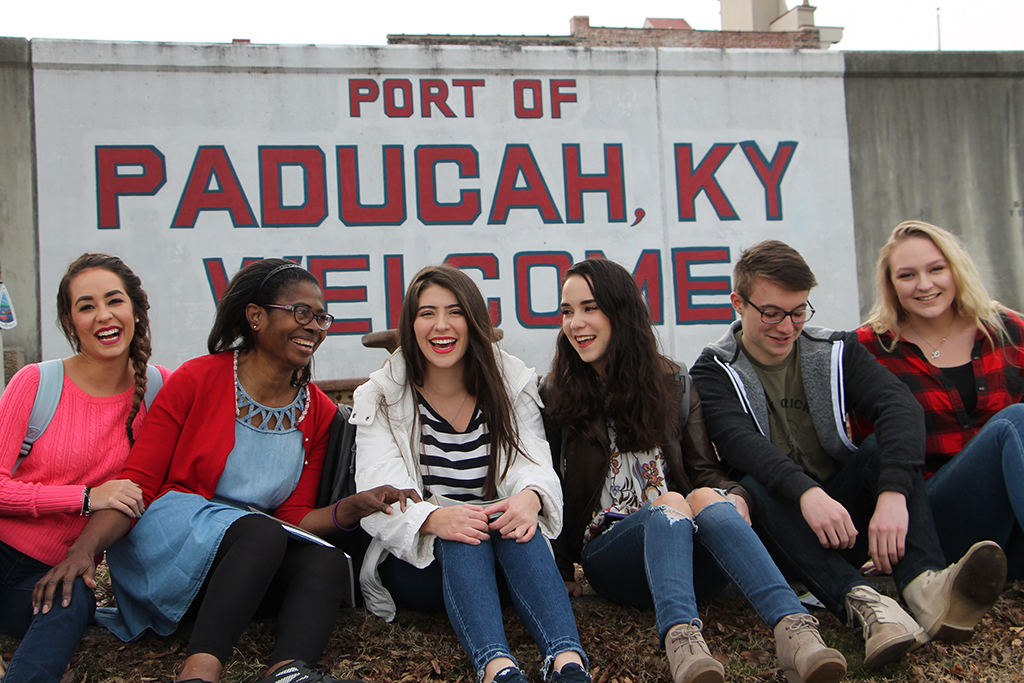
[2,572,1022,683]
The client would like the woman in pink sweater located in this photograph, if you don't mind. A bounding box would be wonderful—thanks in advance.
[0,253,168,683]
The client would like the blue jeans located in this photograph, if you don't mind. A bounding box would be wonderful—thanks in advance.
[581,499,803,646]
[0,541,95,683]
[742,435,946,620]
[926,403,1024,580]
[435,531,586,680]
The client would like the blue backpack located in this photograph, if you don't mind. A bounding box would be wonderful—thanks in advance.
[19,359,164,458]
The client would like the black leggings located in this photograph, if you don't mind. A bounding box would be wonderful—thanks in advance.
[185,514,349,665]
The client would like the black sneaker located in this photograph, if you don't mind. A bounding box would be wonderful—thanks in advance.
[492,666,529,683]
[253,661,364,683]
[550,662,590,683]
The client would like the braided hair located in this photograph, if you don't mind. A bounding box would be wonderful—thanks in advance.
[56,253,153,446]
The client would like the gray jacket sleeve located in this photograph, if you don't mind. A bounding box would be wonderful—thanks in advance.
[839,332,924,498]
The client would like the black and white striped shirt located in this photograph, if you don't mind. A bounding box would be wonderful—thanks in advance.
[416,391,490,502]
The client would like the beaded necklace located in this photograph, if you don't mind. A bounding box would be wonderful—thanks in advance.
[233,350,310,428]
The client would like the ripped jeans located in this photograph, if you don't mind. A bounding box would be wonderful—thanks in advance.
[581,499,804,645]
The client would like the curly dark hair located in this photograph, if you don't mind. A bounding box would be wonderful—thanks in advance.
[207,259,322,387]
[56,253,152,446]
[395,265,526,498]
[545,258,675,452]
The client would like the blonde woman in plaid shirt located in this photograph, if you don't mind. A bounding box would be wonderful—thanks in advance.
[859,220,1024,580]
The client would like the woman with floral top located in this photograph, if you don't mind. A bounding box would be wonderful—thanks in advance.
[541,258,845,683]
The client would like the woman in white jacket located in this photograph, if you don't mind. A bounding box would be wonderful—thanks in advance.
[352,265,588,683]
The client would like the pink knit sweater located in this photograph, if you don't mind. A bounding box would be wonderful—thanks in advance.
[0,362,170,566]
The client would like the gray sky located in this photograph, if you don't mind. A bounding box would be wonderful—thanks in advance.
[5,0,1023,51]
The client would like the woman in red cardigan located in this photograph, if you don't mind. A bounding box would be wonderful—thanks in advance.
[34,259,416,683]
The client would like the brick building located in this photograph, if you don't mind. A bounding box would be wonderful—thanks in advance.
[389,1,843,50]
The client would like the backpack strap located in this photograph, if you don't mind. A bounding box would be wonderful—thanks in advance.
[676,365,692,426]
[20,362,164,461]
[144,364,163,409]
[21,359,66,458]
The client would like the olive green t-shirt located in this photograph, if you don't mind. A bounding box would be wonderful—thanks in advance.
[736,331,837,484]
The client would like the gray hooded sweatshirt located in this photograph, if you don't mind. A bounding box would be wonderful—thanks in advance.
[690,320,925,505]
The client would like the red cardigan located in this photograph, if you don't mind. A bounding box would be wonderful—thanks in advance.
[121,352,335,527]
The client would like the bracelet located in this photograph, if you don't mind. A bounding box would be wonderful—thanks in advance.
[332,499,357,532]
[80,486,91,517]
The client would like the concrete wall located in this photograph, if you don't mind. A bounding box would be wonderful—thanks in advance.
[0,38,39,366]
[845,51,1024,319]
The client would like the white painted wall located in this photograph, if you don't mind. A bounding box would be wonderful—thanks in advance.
[32,40,856,378]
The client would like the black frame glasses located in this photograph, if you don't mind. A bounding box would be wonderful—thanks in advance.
[741,296,815,325]
[262,303,334,330]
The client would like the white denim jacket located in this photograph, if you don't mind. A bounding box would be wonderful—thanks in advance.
[351,348,563,620]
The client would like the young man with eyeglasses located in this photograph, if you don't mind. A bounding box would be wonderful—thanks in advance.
[691,240,1006,670]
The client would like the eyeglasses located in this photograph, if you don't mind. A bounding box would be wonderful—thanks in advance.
[262,303,334,331]
[741,296,815,325]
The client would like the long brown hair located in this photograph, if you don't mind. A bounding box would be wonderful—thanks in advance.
[545,258,675,452]
[56,253,152,446]
[395,265,525,497]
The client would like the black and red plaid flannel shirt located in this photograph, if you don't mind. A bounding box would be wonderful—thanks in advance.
[853,312,1024,477]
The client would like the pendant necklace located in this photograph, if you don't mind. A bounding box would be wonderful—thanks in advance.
[421,384,469,425]
[910,320,955,360]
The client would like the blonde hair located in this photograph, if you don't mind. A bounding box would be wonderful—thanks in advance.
[864,220,1013,350]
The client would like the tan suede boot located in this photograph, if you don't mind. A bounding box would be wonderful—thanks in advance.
[903,540,1007,642]
[665,620,725,683]
[845,585,923,669]
[773,614,847,683]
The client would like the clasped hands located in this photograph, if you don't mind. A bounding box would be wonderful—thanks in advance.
[422,488,541,545]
